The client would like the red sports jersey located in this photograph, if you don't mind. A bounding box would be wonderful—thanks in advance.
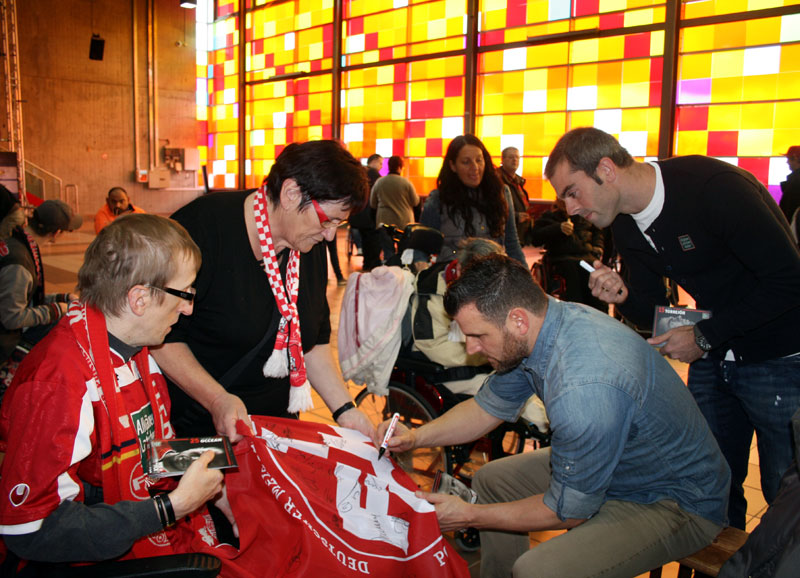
[222,416,470,577]
[0,318,171,537]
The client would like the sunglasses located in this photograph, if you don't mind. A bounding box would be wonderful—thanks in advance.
[310,199,347,229]
[146,285,196,303]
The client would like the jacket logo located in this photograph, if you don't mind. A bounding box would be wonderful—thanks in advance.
[678,235,695,251]
[9,483,30,507]
[0,240,8,257]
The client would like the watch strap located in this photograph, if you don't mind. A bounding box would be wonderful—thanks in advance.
[693,324,712,352]
[332,401,356,422]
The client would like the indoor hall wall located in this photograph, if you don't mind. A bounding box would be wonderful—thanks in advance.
[11,0,201,219]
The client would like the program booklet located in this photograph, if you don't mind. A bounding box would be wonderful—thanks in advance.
[652,305,712,337]
[145,436,237,478]
[432,470,478,504]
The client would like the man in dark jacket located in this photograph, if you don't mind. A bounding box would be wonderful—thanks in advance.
[779,146,800,232]
[545,127,800,530]
[497,147,531,244]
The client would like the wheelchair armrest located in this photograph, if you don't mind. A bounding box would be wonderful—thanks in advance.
[47,553,222,578]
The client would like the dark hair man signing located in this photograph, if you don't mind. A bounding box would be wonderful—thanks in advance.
[545,126,800,530]
[381,254,729,578]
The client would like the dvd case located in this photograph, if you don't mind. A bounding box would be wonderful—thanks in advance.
[145,436,237,478]
[652,305,712,337]
[431,470,478,504]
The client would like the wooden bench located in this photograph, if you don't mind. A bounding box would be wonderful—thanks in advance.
[649,526,749,578]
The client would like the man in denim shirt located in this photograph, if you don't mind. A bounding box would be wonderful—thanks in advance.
[381,255,729,578]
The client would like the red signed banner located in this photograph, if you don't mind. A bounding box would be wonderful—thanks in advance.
[222,416,469,577]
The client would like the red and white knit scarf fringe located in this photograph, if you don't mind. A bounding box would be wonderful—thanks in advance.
[253,184,312,413]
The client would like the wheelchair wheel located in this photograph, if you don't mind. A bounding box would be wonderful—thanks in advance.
[451,422,525,482]
[355,382,450,490]
[454,527,481,553]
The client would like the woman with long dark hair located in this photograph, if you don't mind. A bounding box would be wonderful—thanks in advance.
[419,134,526,265]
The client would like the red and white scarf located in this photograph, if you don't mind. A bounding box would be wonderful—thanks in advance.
[253,184,313,413]
[67,302,182,557]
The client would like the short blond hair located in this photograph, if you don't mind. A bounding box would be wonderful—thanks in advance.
[78,214,201,316]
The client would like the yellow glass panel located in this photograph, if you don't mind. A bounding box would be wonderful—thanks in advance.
[598,36,626,62]
[777,71,800,99]
[681,27,713,53]
[423,156,442,178]
[675,130,709,156]
[571,39,600,64]
[711,50,743,78]
[742,75,778,102]
[650,30,664,56]
[745,15,782,45]
[680,53,712,80]
[407,137,426,157]
[620,83,649,108]
[574,16,600,32]
[737,129,773,156]
[780,44,800,72]
[624,8,655,27]
[775,101,800,130]
[570,110,595,127]
[572,63,598,87]
[774,128,800,156]
[622,59,651,84]
[740,103,775,129]
[710,77,744,104]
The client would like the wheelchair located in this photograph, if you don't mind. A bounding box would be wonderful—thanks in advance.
[343,224,551,551]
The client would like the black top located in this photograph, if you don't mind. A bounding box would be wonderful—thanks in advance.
[166,191,331,434]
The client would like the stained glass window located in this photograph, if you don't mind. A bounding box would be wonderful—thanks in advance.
[196,0,800,203]
[676,11,800,198]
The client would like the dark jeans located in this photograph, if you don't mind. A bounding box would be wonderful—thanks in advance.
[325,237,343,280]
[688,354,800,529]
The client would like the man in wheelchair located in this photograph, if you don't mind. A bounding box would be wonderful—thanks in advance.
[0,215,235,573]
[381,254,730,578]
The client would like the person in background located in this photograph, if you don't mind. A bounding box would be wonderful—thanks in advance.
[94,186,145,233]
[529,199,607,311]
[0,187,25,240]
[324,229,347,286]
[371,155,419,262]
[545,126,800,530]
[496,147,531,245]
[0,214,235,567]
[418,135,526,266]
[154,140,376,444]
[779,146,800,234]
[0,200,81,387]
[350,154,383,271]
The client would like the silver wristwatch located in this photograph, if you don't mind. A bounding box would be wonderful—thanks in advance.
[693,324,712,352]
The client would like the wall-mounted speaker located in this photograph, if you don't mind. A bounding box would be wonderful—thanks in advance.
[89,34,105,61]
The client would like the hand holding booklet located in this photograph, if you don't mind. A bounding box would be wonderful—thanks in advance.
[145,436,238,478]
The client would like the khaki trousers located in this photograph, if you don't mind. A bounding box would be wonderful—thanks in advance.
[473,449,722,578]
